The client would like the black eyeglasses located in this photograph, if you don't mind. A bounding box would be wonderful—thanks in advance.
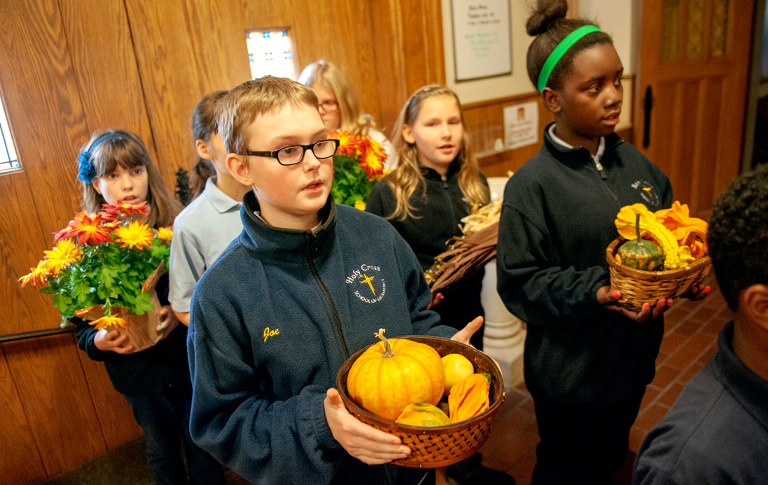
[244,139,339,166]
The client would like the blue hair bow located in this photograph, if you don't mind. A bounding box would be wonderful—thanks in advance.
[77,131,126,183]
[77,152,96,183]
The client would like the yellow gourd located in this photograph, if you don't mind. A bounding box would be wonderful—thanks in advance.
[654,201,709,258]
[615,203,694,269]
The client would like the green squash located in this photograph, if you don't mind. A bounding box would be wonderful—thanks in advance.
[617,212,665,271]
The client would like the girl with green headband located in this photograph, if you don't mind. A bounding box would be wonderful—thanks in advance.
[496,1,707,484]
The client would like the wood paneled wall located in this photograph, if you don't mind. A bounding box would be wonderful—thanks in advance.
[2,0,523,481]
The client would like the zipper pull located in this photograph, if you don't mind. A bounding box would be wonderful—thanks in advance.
[595,160,607,180]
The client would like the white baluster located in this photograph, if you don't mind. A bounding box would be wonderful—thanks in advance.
[481,259,526,390]
[479,176,525,390]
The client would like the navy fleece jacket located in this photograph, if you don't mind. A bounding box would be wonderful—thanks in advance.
[187,192,454,484]
[366,159,488,271]
[497,124,673,406]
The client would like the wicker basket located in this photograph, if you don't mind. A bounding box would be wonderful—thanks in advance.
[606,238,712,311]
[335,335,505,468]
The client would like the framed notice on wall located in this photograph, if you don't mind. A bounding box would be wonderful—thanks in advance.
[451,0,511,81]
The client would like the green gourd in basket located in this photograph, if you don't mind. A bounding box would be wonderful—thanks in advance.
[395,403,451,427]
[617,211,665,271]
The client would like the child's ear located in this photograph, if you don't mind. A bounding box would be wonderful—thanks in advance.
[225,153,253,187]
[91,179,103,195]
[195,139,212,160]
[742,284,768,331]
[541,87,562,114]
[402,124,415,144]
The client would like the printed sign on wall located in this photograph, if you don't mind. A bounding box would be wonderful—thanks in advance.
[504,101,539,150]
[451,0,512,81]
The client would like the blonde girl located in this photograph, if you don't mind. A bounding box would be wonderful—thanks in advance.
[367,84,490,348]
[367,84,510,485]
[298,60,393,164]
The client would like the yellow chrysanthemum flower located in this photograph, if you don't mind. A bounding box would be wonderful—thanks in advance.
[354,200,367,211]
[156,226,173,241]
[19,260,50,288]
[43,239,83,274]
[114,221,154,250]
[90,314,130,331]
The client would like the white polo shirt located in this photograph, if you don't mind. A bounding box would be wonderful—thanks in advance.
[169,177,244,313]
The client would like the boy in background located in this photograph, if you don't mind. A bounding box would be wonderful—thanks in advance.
[634,164,768,483]
[186,76,481,484]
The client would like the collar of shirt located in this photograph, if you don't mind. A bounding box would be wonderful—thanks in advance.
[204,177,243,214]
[548,124,605,164]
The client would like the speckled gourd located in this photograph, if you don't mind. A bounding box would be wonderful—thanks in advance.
[617,211,666,271]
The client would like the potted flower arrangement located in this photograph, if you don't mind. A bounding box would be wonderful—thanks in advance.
[19,201,172,351]
[328,130,388,209]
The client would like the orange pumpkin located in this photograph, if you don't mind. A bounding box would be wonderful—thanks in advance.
[347,328,445,421]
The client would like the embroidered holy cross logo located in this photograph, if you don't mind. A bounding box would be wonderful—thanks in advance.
[359,274,376,296]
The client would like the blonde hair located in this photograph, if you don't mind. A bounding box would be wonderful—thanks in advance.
[298,60,377,136]
[78,129,181,227]
[385,85,489,221]
[217,76,319,156]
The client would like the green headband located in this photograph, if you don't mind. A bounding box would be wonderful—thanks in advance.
[537,25,601,92]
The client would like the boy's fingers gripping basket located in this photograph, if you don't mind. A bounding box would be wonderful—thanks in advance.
[335,336,505,468]
[606,238,712,311]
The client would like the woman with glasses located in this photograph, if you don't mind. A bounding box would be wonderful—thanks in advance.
[299,60,394,168]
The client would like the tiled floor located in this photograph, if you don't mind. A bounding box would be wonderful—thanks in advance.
[477,274,732,485]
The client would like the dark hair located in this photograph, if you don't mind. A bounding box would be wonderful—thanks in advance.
[189,90,227,201]
[525,0,613,90]
[78,129,182,227]
[707,164,768,310]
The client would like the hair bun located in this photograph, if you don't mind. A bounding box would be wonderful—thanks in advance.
[526,0,568,36]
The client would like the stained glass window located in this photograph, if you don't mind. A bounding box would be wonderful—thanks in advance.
[0,97,19,173]
[246,29,297,80]
[661,0,680,62]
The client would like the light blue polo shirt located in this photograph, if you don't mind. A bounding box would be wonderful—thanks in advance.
[169,178,244,313]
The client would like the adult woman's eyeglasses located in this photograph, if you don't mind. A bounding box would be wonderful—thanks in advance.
[318,100,339,111]
[244,139,340,166]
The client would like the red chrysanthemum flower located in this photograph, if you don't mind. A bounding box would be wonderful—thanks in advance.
[101,201,149,219]
[54,212,114,246]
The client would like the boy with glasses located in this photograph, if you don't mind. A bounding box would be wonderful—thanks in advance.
[187,76,482,484]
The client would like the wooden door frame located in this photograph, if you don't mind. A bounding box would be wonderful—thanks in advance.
[742,0,768,171]
[634,0,754,216]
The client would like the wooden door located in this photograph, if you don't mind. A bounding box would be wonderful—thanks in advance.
[635,0,753,217]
